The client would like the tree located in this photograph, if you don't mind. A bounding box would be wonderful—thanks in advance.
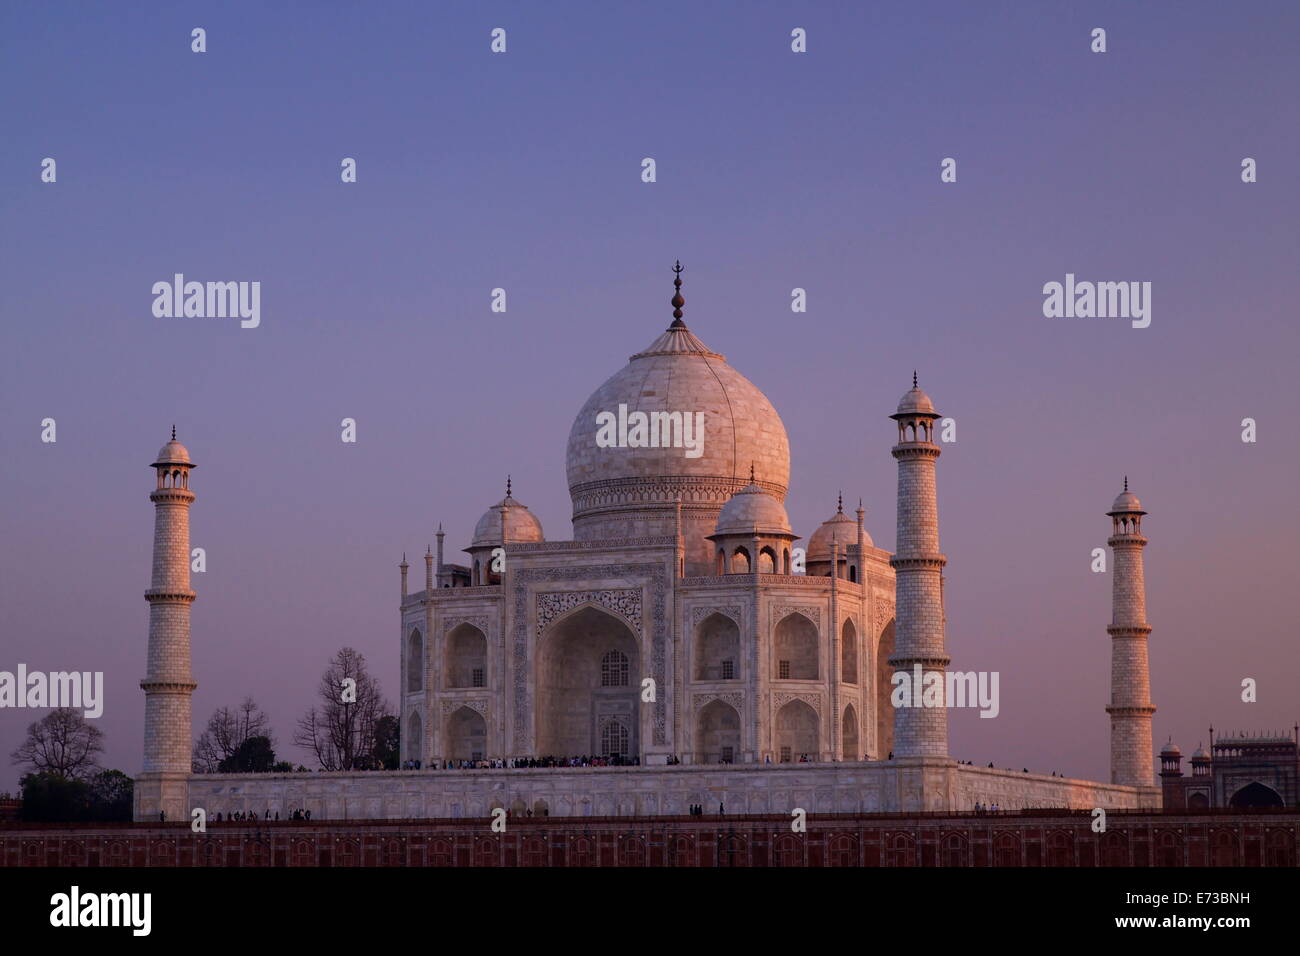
[19,768,134,822]
[19,772,90,822]
[373,715,400,770]
[11,708,104,779]
[192,697,273,772]
[217,735,277,773]
[87,769,133,821]
[294,647,391,771]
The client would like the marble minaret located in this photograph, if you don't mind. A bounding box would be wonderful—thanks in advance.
[135,429,198,822]
[1106,479,1156,787]
[889,376,950,758]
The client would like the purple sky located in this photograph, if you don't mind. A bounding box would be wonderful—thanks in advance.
[1,1,1297,790]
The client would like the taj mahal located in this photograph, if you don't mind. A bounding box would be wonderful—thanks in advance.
[134,266,1162,822]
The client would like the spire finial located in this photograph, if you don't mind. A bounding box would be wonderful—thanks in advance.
[837,491,843,514]
[749,462,755,482]
[670,260,686,325]
[506,474,512,498]
[1124,475,1128,492]
[912,370,918,389]
[171,424,176,440]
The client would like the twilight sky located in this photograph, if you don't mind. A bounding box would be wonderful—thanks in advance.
[1,1,1297,790]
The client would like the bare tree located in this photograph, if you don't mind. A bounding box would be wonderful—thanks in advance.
[11,708,105,779]
[192,697,272,773]
[294,647,390,771]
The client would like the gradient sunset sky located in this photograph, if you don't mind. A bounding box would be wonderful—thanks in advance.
[1,1,1298,789]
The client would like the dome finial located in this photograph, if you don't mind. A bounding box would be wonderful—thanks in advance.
[912,370,918,389]
[749,462,755,483]
[1124,475,1128,492]
[171,424,176,441]
[506,474,512,498]
[837,490,843,514]
[670,260,686,326]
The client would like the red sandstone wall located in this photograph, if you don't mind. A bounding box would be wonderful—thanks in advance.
[2,811,1295,867]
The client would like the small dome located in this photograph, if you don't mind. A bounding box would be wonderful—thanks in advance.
[808,505,865,559]
[1110,490,1143,513]
[894,383,936,417]
[1160,740,1181,757]
[713,482,792,536]
[470,494,544,549]
[1192,744,1210,761]
[153,438,194,467]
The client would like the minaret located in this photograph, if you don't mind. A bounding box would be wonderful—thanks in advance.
[1106,478,1156,787]
[889,374,950,758]
[136,428,198,822]
[435,523,446,587]
[856,499,866,584]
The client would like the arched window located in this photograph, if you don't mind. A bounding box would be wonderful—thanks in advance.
[600,719,630,757]
[841,619,858,684]
[407,629,423,692]
[694,612,740,681]
[445,623,487,689]
[601,649,629,687]
[774,612,818,680]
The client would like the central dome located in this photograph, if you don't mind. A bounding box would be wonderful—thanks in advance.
[567,318,790,503]
[566,284,790,573]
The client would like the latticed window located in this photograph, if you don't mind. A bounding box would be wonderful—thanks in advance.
[778,660,791,679]
[721,746,734,763]
[601,720,629,757]
[780,746,792,763]
[601,650,629,687]
[721,659,734,680]
[471,668,484,687]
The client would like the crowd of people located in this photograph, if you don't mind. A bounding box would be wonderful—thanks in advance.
[208,808,311,823]
[401,754,645,770]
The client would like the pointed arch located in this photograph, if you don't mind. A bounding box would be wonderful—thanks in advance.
[841,618,858,684]
[445,622,487,689]
[695,611,740,681]
[536,604,640,759]
[842,703,859,760]
[696,699,741,764]
[446,706,486,762]
[1229,781,1283,808]
[775,699,819,761]
[774,612,818,680]
[406,628,424,692]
